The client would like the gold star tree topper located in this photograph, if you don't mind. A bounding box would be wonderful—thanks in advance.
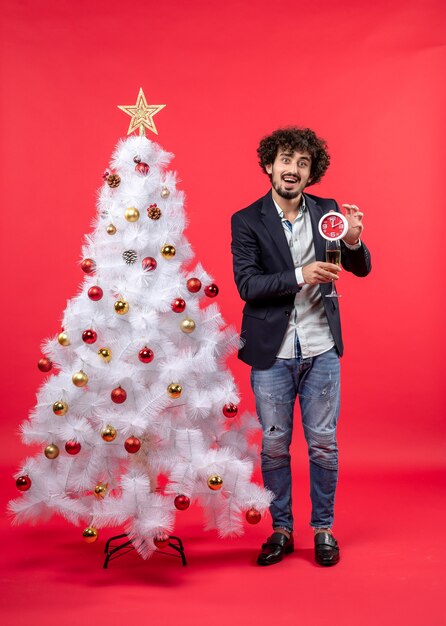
[118,88,166,136]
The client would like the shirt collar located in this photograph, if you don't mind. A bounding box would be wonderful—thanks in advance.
[273,194,307,219]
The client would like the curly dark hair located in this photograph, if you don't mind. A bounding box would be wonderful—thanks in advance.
[257,127,330,186]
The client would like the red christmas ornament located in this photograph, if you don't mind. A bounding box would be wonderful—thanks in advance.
[138,347,154,363]
[16,475,32,491]
[65,440,81,455]
[81,258,95,274]
[82,329,97,344]
[88,286,103,301]
[204,283,219,298]
[111,386,127,404]
[154,535,170,550]
[135,162,150,175]
[38,357,52,372]
[124,436,141,454]
[174,495,190,510]
[187,278,201,293]
[223,403,238,418]
[142,257,157,271]
[171,298,186,313]
[245,508,262,524]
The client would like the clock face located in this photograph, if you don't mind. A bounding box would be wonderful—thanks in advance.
[318,212,349,241]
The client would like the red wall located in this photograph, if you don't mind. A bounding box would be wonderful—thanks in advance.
[1,0,445,469]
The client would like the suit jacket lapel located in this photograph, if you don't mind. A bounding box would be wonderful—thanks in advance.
[305,194,326,262]
[260,191,295,269]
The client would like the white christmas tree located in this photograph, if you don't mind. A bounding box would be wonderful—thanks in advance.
[10,90,272,559]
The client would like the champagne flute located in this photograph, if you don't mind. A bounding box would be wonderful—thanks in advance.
[325,239,341,298]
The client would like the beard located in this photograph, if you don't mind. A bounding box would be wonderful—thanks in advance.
[272,178,302,200]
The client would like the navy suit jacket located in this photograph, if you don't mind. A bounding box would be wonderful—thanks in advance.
[231,190,372,369]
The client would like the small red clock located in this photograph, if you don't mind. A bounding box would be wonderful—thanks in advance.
[318,211,349,241]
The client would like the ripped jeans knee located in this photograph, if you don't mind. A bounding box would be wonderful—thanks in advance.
[260,423,292,472]
[303,425,338,471]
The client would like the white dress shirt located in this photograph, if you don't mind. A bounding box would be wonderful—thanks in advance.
[273,196,335,359]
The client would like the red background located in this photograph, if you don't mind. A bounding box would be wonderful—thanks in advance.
[1,1,445,624]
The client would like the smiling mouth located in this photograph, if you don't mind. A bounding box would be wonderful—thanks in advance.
[282,175,299,184]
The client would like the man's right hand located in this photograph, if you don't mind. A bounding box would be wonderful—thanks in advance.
[302,262,341,285]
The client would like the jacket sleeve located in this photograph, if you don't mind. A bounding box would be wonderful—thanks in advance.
[231,211,300,302]
[340,241,372,277]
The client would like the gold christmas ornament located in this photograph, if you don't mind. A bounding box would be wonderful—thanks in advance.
[124,207,140,222]
[58,331,70,346]
[98,347,112,362]
[107,174,121,188]
[94,483,108,499]
[44,444,60,459]
[161,244,176,259]
[53,400,68,416]
[82,527,99,543]
[106,224,117,235]
[72,370,88,387]
[167,383,182,399]
[161,186,170,199]
[180,318,196,334]
[101,425,117,442]
[207,475,223,491]
[118,87,166,136]
[114,299,129,315]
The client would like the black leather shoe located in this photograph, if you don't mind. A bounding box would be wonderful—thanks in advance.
[257,532,294,566]
[314,532,340,566]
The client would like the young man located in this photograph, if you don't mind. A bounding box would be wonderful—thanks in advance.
[231,127,371,567]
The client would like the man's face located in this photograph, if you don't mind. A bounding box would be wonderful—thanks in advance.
[266,149,312,200]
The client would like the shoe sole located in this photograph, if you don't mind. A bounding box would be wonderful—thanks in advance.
[315,555,340,567]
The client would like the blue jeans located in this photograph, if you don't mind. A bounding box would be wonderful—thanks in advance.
[250,346,340,532]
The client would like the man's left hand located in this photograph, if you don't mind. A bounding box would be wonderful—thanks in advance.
[342,204,364,245]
